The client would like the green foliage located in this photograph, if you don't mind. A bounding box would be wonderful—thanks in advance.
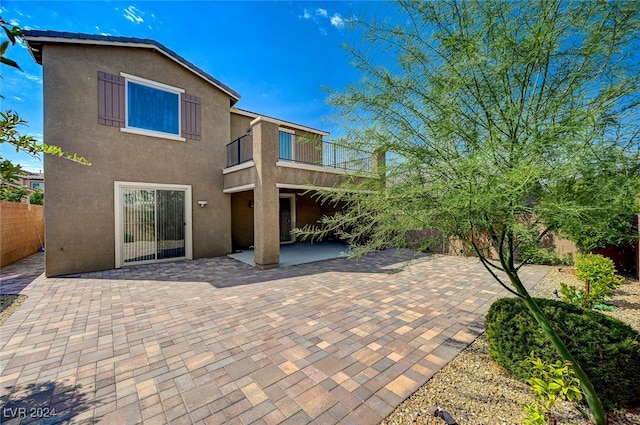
[522,352,583,425]
[302,2,640,422]
[0,15,90,184]
[314,0,640,271]
[522,403,547,425]
[519,246,573,266]
[560,254,625,309]
[0,185,27,202]
[29,188,43,205]
[575,253,626,289]
[486,297,640,409]
[0,16,22,70]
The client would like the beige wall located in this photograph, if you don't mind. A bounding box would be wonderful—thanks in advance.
[1,202,44,267]
[230,112,253,141]
[223,167,255,190]
[42,44,233,276]
[276,166,345,188]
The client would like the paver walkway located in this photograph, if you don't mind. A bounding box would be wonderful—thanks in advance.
[0,251,548,424]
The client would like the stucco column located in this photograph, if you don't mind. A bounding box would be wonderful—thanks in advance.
[373,150,386,174]
[251,117,280,269]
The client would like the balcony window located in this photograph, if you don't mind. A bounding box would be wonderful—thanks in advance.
[279,130,295,160]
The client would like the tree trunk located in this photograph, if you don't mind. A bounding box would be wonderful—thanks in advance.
[507,271,607,425]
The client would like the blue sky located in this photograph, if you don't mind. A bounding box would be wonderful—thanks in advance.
[1,1,388,172]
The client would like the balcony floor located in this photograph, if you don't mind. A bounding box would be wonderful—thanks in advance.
[228,241,350,267]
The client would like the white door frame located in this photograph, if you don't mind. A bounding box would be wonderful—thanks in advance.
[114,181,193,268]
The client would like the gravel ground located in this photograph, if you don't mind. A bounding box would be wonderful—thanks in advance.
[382,267,640,425]
[0,294,27,325]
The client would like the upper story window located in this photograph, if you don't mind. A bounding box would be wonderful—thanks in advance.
[97,71,201,142]
[278,129,295,161]
[122,73,184,140]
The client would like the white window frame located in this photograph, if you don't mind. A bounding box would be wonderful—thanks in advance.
[120,72,186,142]
[114,181,193,268]
[278,128,296,161]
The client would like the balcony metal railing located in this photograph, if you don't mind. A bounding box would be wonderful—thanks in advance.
[226,133,253,168]
[226,133,373,173]
[281,140,373,173]
[320,141,373,173]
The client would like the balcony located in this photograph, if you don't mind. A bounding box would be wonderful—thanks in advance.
[226,132,373,173]
[226,133,253,168]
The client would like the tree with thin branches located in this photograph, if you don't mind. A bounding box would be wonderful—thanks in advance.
[298,1,640,423]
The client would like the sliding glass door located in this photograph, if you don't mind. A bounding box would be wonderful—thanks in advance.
[116,182,191,267]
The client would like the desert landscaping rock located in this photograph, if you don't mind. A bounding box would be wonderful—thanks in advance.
[382,267,640,425]
[0,294,27,326]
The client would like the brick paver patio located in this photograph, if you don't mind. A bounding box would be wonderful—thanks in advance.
[0,250,548,424]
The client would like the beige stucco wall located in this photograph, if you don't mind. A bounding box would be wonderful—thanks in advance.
[223,167,255,190]
[276,165,349,188]
[42,44,232,276]
[230,112,253,141]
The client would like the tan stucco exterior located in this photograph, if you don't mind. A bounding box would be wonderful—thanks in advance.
[42,44,233,276]
[28,32,382,276]
[230,111,253,141]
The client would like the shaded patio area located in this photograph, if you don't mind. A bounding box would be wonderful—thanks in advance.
[228,241,350,267]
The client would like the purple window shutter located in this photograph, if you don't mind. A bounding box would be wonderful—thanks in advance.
[98,71,125,127]
[181,94,201,141]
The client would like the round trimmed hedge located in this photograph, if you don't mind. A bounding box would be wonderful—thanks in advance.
[485,297,640,409]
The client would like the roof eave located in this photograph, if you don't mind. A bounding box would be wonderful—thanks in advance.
[23,31,241,104]
[231,107,330,137]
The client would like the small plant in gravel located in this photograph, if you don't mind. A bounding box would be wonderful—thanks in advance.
[522,352,583,425]
[559,253,625,309]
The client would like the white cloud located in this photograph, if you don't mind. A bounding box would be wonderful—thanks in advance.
[12,96,23,102]
[24,73,42,84]
[300,7,347,35]
[123,5,144,24]
[330,13,344,29]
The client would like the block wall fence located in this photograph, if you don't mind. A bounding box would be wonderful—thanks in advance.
[1,202,45,267]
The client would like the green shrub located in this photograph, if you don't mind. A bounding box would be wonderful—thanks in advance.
[560,253,625,309]
[522,352,583,425]
[485,297,640,409]
[29,188,44,205]
[519,246,573,266]
[575,253,625,291]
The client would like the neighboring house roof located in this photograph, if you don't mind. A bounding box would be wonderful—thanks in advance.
[23,30,241,104]
[19,171,44,181]
[231,108,330,137]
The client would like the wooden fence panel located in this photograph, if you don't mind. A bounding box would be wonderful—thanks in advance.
[1,202,44,267]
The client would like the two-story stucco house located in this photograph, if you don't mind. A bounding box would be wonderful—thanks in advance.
[24,31,380,276]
